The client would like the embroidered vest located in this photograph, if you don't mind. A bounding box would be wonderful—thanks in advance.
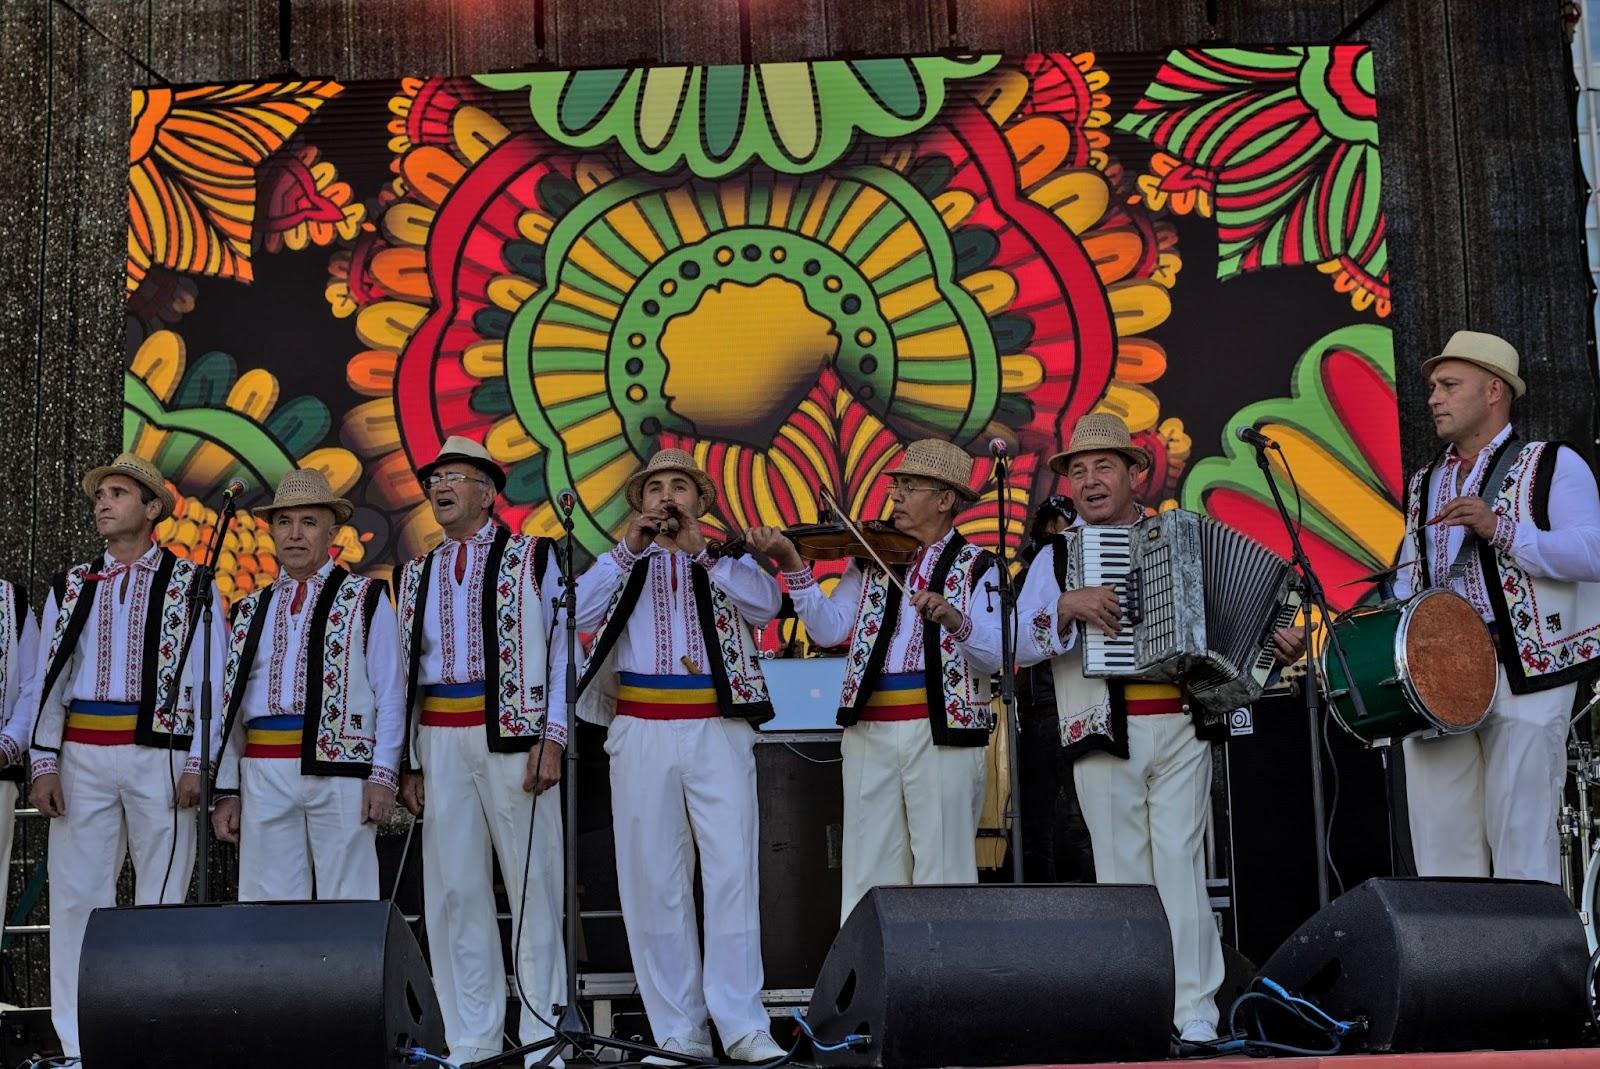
[1407,437,1600,694]
[398,527,553,765]
[1037,531,1219,759]
[577,554,773,726]
[213,569,387,790]
[33,549,204,754]
[836,534,995,747]
[0,582,27,783]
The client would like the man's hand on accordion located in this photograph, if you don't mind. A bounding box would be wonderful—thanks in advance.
[1058,586,1123,637]
[1270,626,1307,665]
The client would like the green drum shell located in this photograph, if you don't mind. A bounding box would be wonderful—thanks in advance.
[1322,600,1429,746]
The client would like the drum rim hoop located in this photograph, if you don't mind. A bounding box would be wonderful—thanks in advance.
[1394,588,1495,735]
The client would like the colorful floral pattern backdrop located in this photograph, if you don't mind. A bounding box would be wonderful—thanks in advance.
[123,48,1395,615]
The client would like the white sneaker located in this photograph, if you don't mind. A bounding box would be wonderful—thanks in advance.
[725,1031,786,1063]
[1179,1018,1218,1043]
[641,1037,715,1066]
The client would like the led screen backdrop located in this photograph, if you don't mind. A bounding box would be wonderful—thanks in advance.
[123,47,1394,617]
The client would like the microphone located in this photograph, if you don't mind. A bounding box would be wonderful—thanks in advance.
[220,479,246,500]
[1235,425,1278,451]
[557,490,576,515]
[988,437,1009,459]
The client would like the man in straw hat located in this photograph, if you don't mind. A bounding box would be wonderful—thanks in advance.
[209,468,404,902]
[748,438,1004,923]
[394,435,569,1069]
[1014,413,1301,1044]
[20,452,225,1059]
[1392,330,1600,883]
[573,447,785,1064]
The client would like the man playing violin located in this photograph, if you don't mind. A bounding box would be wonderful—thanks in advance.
[1394,331,1600,884]
[572,448,785,1065]
[747,438,1003,923]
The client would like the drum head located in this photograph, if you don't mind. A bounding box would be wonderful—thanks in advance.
[1399,590,1497,731]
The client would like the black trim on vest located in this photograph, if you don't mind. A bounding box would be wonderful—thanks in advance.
[400,551,435,770]
[479,526,511,751]
[133,549,184,749]
[689,563,774,726]
[211,585,277,790]
[924,538,992,748]
[835,564,906,729]
[300,569,373,779]
[576,559,651,697]
[33,560,106,755]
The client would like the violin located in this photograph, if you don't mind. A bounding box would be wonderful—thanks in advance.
[709,517,921,566]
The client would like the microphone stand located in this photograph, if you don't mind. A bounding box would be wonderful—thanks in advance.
[1248,440,1370,909]
[179,487,238,903]
[985,451,1024,884]
[483,496,698,1069]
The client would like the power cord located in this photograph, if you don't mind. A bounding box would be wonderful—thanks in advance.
[789,1009,870,1055]
[1173,975,1362,1059]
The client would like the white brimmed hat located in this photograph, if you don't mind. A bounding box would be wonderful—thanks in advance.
[624,448,717,516]
[255,468,353,525]
[1048,413,1151,474]
[883,439,980,501]
[1422,330,1525,399]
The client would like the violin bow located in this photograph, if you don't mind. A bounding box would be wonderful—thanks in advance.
[818,487,912,601]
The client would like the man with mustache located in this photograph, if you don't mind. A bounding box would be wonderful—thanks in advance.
[1014,413,1301,1045]
[747,438,1003,923]
[574,448,784,1065]
[21,453,225,1060]
[209,469,404,902]
[1393,331,1600,883]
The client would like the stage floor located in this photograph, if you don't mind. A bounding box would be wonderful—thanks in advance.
[1053,1048,1600,1068]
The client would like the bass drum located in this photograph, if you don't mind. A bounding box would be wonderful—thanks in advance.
[1322,589,1498,746]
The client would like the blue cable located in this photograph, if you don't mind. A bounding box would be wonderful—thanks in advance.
[790,1010,869,1053]
[1256,977,1356,1035]
[402,1048,460,1069]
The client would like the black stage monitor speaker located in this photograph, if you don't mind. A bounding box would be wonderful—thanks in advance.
[805,884,1174,1067]
[1257,877,1589,1052]
[79,900,444,1069]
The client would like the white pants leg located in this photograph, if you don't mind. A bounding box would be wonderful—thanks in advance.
[305,775,379,900]
[901,726,986,887]
[839,723,914,924]
[480,738,565,1049]
[418,725,506,1057]
[0,780,20,932]
[1074,715,1221,1030]
[1405,668,1573,882]
[681,719,765,1045]
[48,744,193,1058]
[239,759,314,901]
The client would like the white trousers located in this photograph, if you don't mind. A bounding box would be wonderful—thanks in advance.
[1403,667,1574,882]
[0,780,17,943]
[838,720,986,923]
[238,759,377,901]
[1073,714,1222,1031]
[49,743,196,1057]
[606,715,767,1049]
[418,726,565,1060]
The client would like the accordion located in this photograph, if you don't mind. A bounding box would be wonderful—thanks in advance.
[1065,510,1301,713]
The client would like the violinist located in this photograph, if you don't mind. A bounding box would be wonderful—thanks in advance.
[571,448,784,1065]
[746,438,1002,922]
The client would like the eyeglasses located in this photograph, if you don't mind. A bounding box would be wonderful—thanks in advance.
[424,472,490,490]
[889,480,945,498]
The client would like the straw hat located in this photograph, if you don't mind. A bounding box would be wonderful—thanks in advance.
[82,453,175,522]
[883,439,980,501]
[416,434,507,493]
[624,448,718,515]
[255,469,353,525]
[1048,413,1151,475]
[1421,330,1525,399]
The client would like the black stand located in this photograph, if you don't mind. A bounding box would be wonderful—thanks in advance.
[1249,442,1370,909]
[985,453,1024,884]
[172,487,238,904]
[474,501,700,1069]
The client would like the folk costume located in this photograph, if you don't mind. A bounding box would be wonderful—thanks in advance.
[781,440,1002,923]
[1014,415,1224,1039]
[212,471,405,901]
[574,449,779,1061]
[0,581,39,948]
[398,437,567,1067]
[23,454,225,1059]
[1394,332,1600,883]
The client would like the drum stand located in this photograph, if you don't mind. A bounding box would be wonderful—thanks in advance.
[1245,438,1374,909]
